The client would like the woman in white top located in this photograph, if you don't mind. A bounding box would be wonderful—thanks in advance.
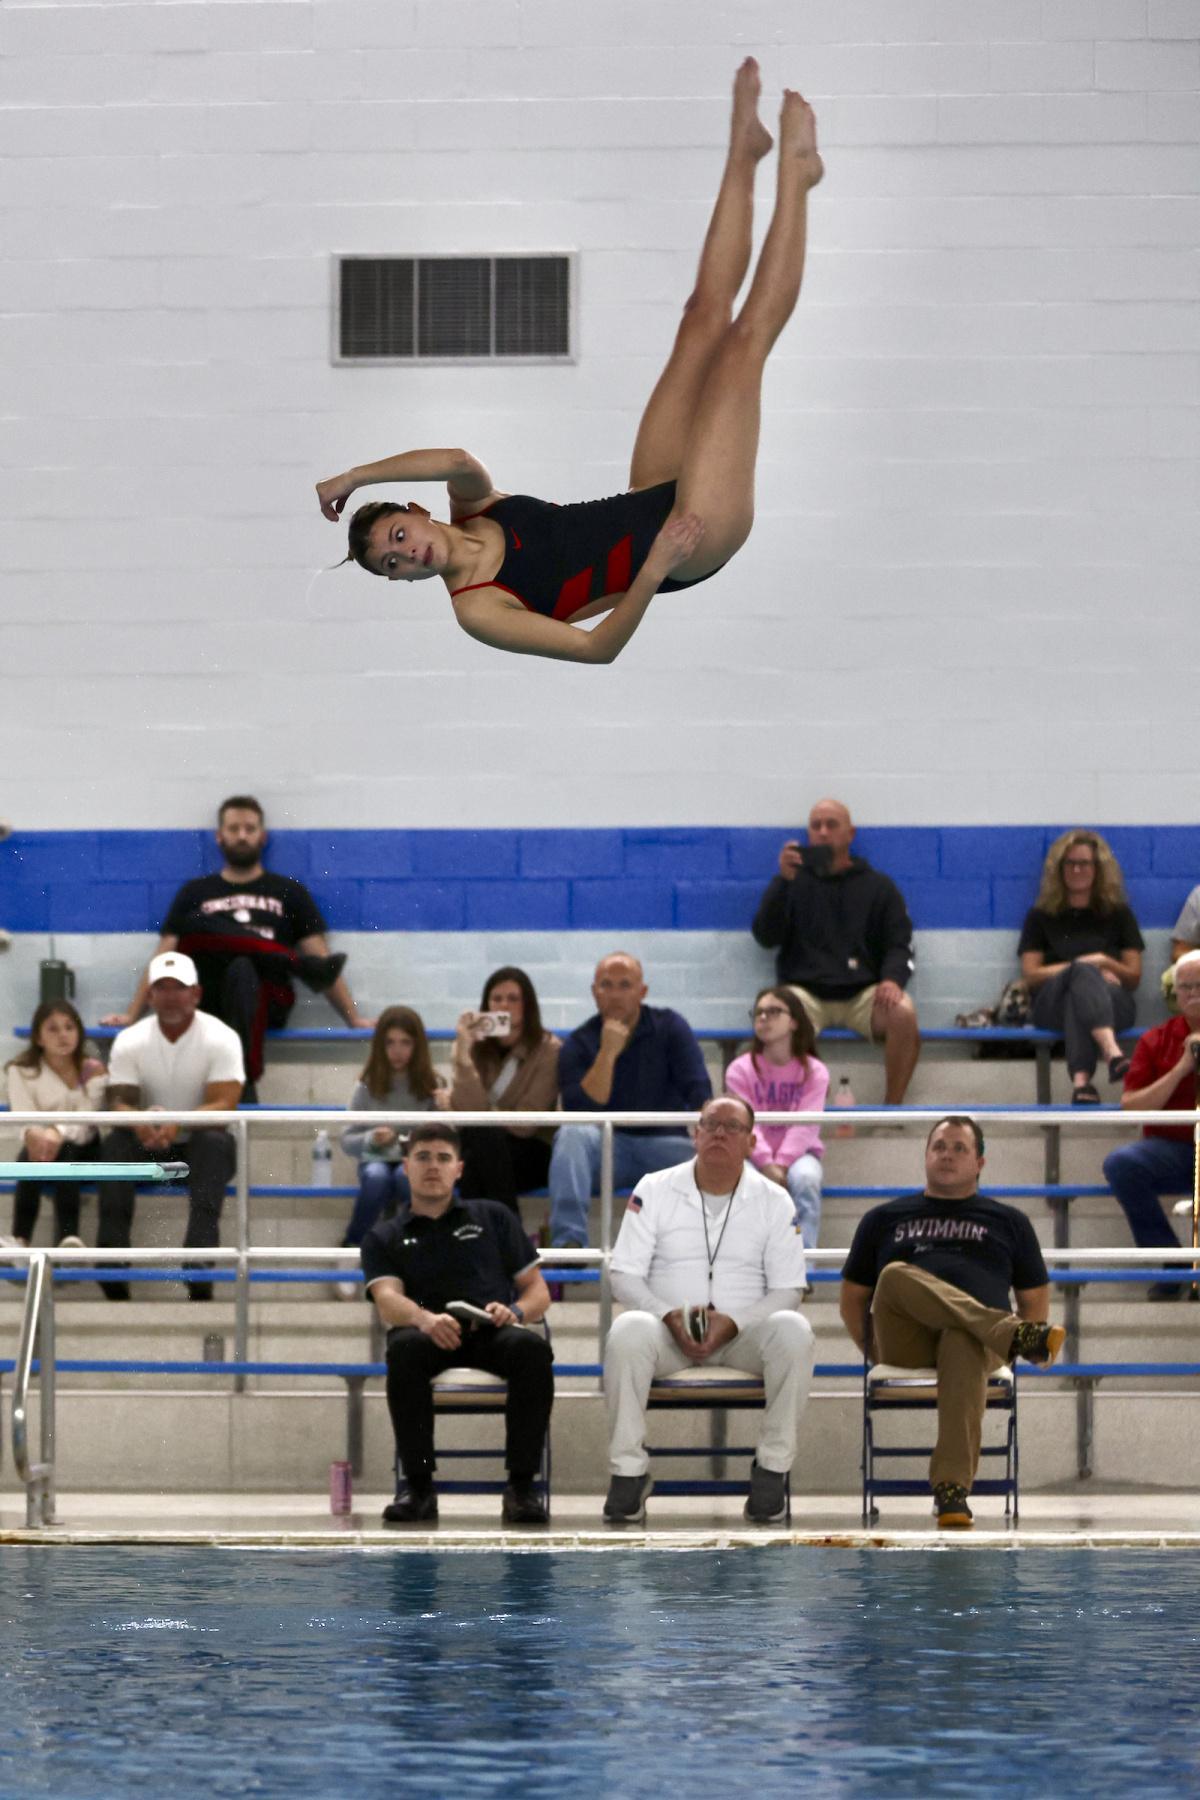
[4,999,107,1247]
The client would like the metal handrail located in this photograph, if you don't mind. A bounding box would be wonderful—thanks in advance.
[12,1251,56,1527]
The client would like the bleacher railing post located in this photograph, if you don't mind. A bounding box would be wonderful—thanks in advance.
[598,1121,614,1372]
[40,1272,57,1526]
[233,1117,250,1393]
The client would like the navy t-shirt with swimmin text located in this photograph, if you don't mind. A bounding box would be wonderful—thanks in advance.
[841,1192,1049,1312]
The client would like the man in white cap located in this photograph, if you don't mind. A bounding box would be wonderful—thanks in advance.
[100,951,244,1300]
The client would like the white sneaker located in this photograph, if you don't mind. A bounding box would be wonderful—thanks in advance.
[332,1280,359,1301]
[0,1235,22,1250]
[57,1236,85,1250]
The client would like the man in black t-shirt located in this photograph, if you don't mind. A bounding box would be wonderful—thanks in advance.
[362,1123,554,1528]
[840,1116,1064,1529]
[103,795,373,1096]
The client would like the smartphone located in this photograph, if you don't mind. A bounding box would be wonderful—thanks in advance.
[473,1011,512,1038]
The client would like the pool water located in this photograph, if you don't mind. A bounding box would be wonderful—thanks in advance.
[2,1547,1199,1798]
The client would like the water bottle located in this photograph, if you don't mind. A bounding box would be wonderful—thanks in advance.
[329,1460,353,1516]
[833,1075,856,1139]
[311,1128,333,1188]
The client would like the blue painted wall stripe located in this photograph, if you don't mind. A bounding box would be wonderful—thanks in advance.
[1,827,1196,935]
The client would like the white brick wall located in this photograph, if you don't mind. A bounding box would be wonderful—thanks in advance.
[0,1,1196,829]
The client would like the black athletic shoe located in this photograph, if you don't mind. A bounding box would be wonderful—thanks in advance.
[1010,1321,1066,1365]
[382,1482,438,1525]
[501,1479,549,1526]
[1148,1281,1187,1302]
[933,1482,974,1529]
[295,952,347,994]
[602,1473,652,1525]
[743,1460,788,1525]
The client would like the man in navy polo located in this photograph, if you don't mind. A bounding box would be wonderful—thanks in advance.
[362,1123,553,1526]
[548,952,712,1247]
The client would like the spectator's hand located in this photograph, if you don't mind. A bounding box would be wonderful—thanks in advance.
[663,1309,710,1363]
[133,1124,164,1151]
[700,1310,738,1357]
[100,1011,132,1027]
[1100,969,1121,987]
[455,1010,480,1045]
[778,841,804,881]
[24,1126,62,1164]
[599,1018,632,1060]
[432,1089,452,1112]
[347,1014,377,1031]
[316,471,357,521]
[762,1162,787,1186]
[370,1126,399,1150]
[419,1310,461,1350]
[874,980,905,1011]
[484,1301,518,1327]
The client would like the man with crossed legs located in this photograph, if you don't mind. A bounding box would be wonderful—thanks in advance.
[839,1115,1064,1529]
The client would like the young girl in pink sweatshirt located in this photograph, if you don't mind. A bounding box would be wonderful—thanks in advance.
[725,986,828,1249]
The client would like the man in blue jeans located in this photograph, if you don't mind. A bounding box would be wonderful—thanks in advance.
[1103,950,1200,1300]
[549,952,712,1246]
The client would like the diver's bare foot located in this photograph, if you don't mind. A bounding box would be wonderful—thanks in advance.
[732,57,773,161]
[779,88,823,189]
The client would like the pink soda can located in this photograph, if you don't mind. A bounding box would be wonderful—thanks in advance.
[329,1460,353,1515]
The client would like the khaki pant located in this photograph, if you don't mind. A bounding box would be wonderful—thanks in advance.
[870,1263,1019,1490]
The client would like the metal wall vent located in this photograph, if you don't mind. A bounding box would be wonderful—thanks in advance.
[335,254,573,363]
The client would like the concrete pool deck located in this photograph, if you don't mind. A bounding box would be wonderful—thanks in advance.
[2,1489,1199,1549]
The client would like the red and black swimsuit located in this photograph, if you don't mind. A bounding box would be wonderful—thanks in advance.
[450,480,719,621]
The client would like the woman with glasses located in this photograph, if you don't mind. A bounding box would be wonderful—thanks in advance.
[724,986,828,1248]
[1018,830,1144,1105]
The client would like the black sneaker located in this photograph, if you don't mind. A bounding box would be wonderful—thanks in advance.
[501,1479,549,1526]
[743,1460,788,1525]
[1148,1281,1186,1301]
[1010,1320,1065,1366]
[933,1482,974,1528]
[602,1473,652,1525]
[382,1482,438,1525]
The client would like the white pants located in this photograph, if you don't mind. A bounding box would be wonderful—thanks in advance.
[604,1309,816,1477]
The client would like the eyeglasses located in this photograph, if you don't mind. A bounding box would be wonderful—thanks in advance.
[698,1118,752,1136]
[1062,857,1095,870]
[751,1006,790,1021]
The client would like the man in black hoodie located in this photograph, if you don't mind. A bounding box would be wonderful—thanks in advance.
[752,798,921,1104]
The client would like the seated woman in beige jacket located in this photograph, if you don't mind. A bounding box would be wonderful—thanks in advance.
[450,967,560,1219]
[5,998,107,1248]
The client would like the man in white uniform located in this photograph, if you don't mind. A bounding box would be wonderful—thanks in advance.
[603,1093,815,1525]
[100,951,244,1300]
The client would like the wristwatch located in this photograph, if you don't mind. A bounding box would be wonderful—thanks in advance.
[511,1303,525,1324]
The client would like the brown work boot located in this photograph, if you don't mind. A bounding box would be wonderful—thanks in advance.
[933,1482,973,1529]
[1010,1321,1066,1366]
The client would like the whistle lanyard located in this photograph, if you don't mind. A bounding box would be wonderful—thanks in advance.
[697,1174,740,1296]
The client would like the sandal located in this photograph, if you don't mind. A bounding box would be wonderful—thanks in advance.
[1108,1054,1131,1083]
[1071,1082,1101,1105]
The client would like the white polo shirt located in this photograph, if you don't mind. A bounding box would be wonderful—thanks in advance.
[610,1158,807,1327]
[108,1011,244,1119]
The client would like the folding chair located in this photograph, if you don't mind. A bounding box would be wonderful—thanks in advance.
[862,1360,1018,1525]
[645,1365,791,1519]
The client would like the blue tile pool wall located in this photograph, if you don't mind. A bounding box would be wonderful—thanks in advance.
[2,825,1198,936]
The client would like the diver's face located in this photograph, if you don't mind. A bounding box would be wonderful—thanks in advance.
[368,509,441,581]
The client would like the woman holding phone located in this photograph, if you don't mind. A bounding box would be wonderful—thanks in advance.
[450,967,560,1218]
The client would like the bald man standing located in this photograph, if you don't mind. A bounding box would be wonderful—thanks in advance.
[753,798,921,1105]
[548,952,712,1248]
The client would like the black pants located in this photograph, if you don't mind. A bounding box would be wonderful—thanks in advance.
[207,955,292,1093]
[12,1139,98,1242]
[98,1126,236,1300]
[457,1128,552,1216]
[1031,961,1136,1077]
[385,1324,554,1486]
